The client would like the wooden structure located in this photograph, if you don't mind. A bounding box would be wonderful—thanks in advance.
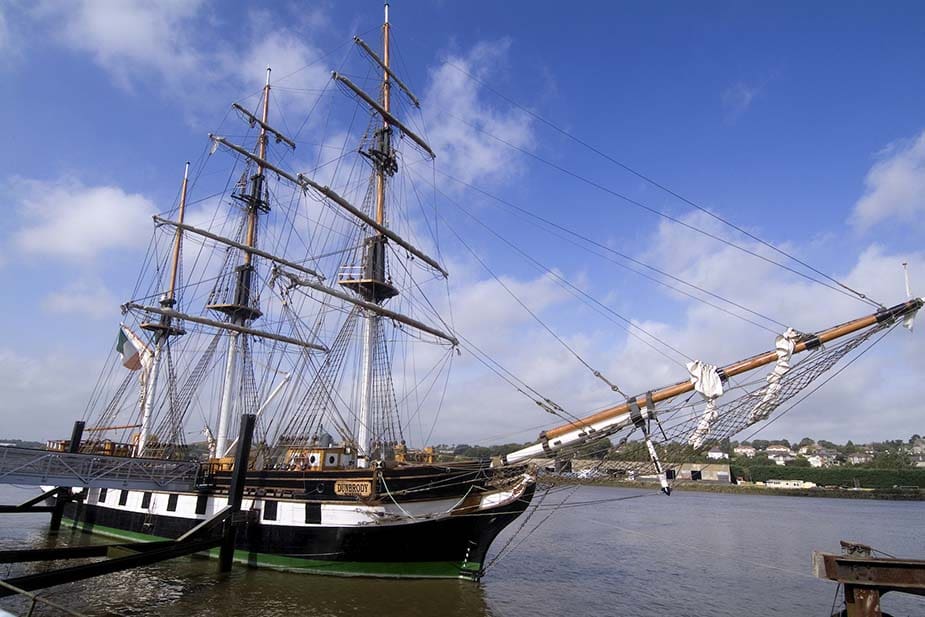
[813,540,925,617]
[0,414,256,597]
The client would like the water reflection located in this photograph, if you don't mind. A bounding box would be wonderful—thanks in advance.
[56,559,493,617]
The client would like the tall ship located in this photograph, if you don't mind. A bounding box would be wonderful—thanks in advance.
[42,4,922,581]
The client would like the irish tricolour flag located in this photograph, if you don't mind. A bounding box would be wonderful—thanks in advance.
[116,325,149,371]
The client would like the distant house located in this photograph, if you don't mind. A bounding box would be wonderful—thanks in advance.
[912,439,925,456]
[706,448,728,460]
[734,445,756,458]
[848,453,872,465]
[803,450,836,468]
[765,445,795,466]
[807,455,826,468]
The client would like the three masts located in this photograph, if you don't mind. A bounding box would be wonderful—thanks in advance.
[122,3,452,469]
[87,3,923,488]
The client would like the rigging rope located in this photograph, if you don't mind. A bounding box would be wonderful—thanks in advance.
[429,169,791,333]
[443,60,881,309]
[439,209,629,395]
[443,110,883,310]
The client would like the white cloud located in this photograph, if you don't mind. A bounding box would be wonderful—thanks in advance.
[233,31,329,111]
[0,347,105,440]
[603,214,924,443]
[722,82,761,120]
[423,40,535,185]
[420,207,924,447]
[12,177,156,259]
[27,1,331,120]
[853,130,925,230]
[0,7,11,57]
[42,279,118,320]
[33,0,205,90]
[449,270,570,342]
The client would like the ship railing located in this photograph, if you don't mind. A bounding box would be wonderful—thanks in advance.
[0,446,201,492]
[337,264,364,281]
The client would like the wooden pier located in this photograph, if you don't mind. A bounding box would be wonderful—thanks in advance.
[813,540,925,617]
[0,414,255,602]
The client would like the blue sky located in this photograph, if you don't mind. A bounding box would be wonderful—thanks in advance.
[1,1,924,444]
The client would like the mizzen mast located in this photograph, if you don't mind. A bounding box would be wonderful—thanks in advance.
[137,162,190,456]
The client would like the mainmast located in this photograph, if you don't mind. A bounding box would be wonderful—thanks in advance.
[137,162,190,457]
[347,4,398,467]
[212,67,272,458]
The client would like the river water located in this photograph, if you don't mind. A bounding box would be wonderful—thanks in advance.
[1,484,923,616]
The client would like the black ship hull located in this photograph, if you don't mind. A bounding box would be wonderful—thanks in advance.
[58,465,536,580]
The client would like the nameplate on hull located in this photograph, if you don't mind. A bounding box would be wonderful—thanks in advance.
[334,480,373,497]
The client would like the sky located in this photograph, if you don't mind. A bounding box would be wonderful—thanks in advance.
[1,1,924,446]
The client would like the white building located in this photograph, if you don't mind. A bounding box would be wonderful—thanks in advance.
[734,445,756,458]
[911,439,925,456]
[706,448,728,460]
[766,479,816,489]
[807,455,826,468]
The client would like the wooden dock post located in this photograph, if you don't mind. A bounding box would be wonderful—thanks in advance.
[49,421,85,531]
[218,413,255,572]
[813,540,925,617]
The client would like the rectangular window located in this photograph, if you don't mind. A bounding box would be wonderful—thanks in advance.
[263,500,278,521]
[195,493,208,515]
[141,492,152,509]
[118,490,128,506]
[305,502,321,525]
[167,493,179,512]
[98,488,108,503]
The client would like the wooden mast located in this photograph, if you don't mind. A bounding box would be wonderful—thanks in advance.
[166,162,190,304]
[244,67,271,268]
[137,162,191,456]
[543,298,923,442]
[376,3,390,227]
[214,67,272,458]
[356,4,392,468]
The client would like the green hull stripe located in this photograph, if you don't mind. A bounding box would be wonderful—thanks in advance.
[61,518,481,579]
